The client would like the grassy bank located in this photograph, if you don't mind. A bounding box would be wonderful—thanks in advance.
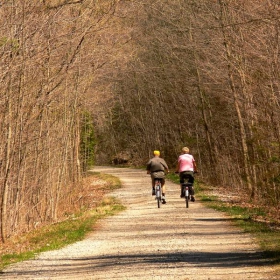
[0,172,125,271]
[198,187,280,262]
[166,172,280,265]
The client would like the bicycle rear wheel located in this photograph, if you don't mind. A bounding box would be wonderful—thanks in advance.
[155,181,161,208]
[185,187,189,208]
[157,197,161,208]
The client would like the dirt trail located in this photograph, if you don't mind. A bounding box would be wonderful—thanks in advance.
[1,167,278,279]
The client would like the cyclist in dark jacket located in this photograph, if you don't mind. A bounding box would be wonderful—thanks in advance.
[147,150,169,204]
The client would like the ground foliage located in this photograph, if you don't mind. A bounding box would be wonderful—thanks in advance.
[0,173,120,262]
[202,184,280,230]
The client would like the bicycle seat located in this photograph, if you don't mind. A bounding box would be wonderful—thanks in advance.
[182,182,193,186]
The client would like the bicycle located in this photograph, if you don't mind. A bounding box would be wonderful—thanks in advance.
[176,172,195,208]
[154,178,163,208]
[181,182,193,208]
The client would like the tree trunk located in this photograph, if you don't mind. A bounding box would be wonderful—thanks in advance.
[218,0,254,197]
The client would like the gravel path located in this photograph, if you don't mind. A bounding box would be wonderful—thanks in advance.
[1,166,278,280]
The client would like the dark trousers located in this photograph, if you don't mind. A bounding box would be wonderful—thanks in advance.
[180,171,194,196]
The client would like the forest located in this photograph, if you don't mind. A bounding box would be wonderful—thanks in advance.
[0,0,279,242]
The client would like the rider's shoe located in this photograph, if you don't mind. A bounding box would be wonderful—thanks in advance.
[191,196,195,202]
[162,199,166,204]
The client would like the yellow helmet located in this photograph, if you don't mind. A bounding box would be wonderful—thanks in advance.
[153,150,160,156]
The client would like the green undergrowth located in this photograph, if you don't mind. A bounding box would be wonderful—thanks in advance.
[0,173,125,271]
[166,172,280,264]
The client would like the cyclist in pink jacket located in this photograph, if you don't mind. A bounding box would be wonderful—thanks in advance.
[175,147,198,202]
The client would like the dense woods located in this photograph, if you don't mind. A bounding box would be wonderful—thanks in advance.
[0,0,279,242]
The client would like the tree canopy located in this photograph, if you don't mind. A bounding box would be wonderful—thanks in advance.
[0,0,279,241]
